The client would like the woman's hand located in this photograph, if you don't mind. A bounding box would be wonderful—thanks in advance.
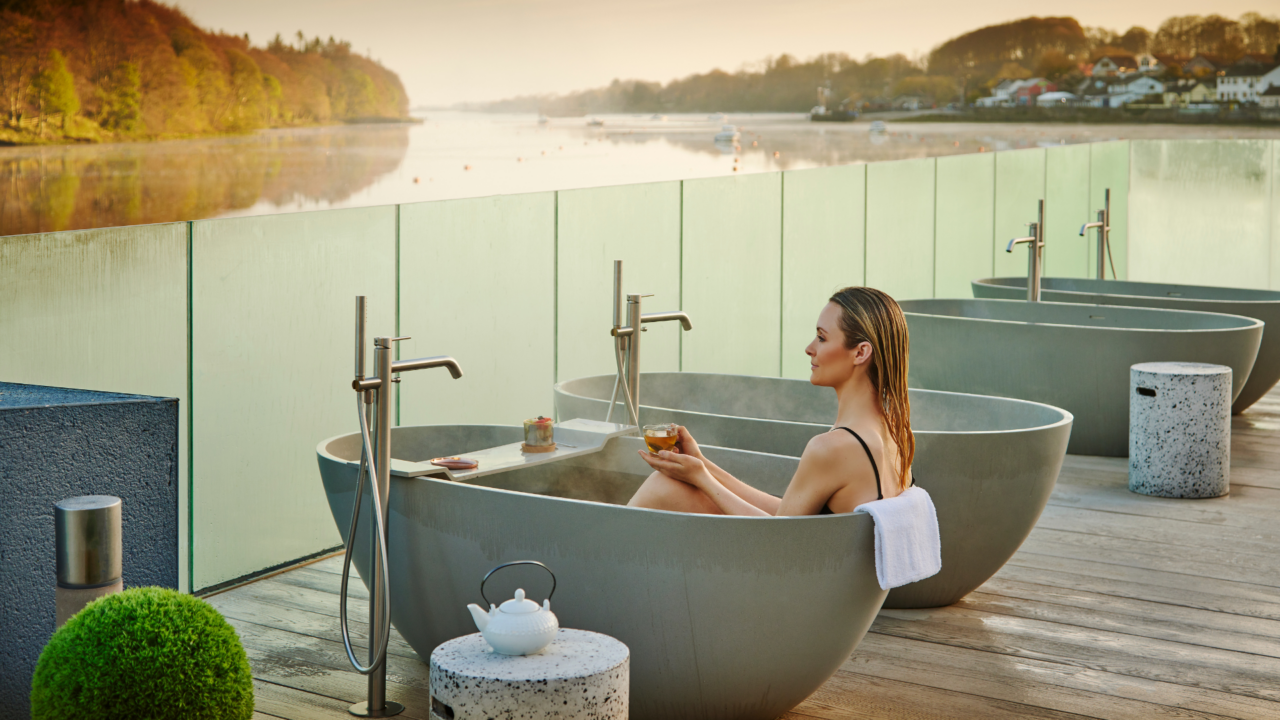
[674,425,704,460]
[639,448,712,489]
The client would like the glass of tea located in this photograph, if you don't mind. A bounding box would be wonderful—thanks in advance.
[643,423,681,455]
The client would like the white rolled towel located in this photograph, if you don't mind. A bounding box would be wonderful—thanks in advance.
[854,486,942,590]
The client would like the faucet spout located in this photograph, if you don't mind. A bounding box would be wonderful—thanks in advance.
[641,311,693,331]
[1006,236,1035,253]
[1080,220,1103,236]
[392,355,464,379]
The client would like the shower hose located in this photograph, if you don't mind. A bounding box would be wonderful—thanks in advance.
[338,393,393,674]
[605,334,638,427]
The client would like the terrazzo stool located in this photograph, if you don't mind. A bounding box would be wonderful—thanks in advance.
[1130,362,1231,498]
[430,629,629,720]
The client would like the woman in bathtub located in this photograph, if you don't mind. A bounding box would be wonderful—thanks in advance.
[628,286,914,515]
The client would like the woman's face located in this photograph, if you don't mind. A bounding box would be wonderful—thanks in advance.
[806,302,871,387]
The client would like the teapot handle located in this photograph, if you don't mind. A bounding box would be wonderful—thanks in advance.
[480,560,557,607]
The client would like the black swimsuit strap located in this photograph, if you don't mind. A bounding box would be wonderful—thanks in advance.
[835,427,884,500]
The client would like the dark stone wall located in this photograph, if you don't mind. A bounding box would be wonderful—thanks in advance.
[0,382,179,720]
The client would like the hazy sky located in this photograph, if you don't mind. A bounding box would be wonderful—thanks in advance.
[176,0,1268,106]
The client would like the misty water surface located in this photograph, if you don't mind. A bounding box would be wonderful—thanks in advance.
[4,111,1279,236]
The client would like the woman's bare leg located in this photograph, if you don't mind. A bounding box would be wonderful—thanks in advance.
[628,471,723,514]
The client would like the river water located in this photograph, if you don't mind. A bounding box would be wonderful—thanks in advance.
[3,111,1279,236]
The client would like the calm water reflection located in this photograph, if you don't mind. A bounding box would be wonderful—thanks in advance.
[4,111,1279,236]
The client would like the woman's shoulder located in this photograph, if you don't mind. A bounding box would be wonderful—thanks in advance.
[802,429,870,468]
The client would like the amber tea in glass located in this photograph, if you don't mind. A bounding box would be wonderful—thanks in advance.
[643,424,680,454]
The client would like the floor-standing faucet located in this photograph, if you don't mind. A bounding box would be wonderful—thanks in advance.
[607,260,693,428]
[1080,188,1114,280]
[342,296,462,718]
[1007,200,1045,302]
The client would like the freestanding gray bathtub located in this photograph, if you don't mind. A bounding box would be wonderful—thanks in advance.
[318,424,886,720]
[900,298,1263,457]
[554,374,1073,609]
[972,276,1280,414]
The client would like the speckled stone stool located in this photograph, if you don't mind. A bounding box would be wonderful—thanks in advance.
[1129,362,1231,498]
[429,628,629,720]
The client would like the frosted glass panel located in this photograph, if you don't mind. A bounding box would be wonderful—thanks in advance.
[1129,140,1271,288]
[399,193,556,426]
[1271,140,1280,290]
[866,158,935,300]
[993,148,1046,277]
[0,223,190,590]
[681,174,782,376]
[191,208,396,592]
[1043,144,1091,278]
[556,182,682,386]
[1089,141,1129,280]
[934,153,994,298]
[780,165,866,378]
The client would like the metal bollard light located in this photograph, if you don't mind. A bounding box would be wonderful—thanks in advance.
[54,495,123,627]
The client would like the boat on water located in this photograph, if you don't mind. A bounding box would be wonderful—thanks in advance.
[869,120,887,133]
[708,112,727,122]
[650,114,667,121]
[713,124,740,143]
[587,117,604,127]
[537,114,549,124]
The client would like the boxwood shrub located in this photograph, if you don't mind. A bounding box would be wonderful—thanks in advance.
[31,586,254,719]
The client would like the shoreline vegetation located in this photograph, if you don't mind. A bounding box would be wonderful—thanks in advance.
[470,13,1280,120]
[0,0,410,147]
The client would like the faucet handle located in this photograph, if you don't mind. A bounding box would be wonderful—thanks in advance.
[374,336,412,348]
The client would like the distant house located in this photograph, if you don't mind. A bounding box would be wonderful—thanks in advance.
[1108,76,1163,97]
[1153,54,1186,72]
[893,95,927,110]
[1134,54,1165,74]
[1183,54,1227,75]
[1162,78,1216,107]
[1091,55,1138,77]
[1218,62,1280,103]
[977,78,1041,107]
[1015,79,1056,104]
[1035,91,1077,107]
[1260,85,1280,109]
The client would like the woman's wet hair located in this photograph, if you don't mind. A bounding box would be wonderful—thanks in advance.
[828,286,914,492]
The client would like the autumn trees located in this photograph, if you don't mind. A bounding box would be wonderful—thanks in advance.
[0,0,408,142]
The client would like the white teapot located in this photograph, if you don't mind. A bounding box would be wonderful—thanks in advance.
[466,561,559,656]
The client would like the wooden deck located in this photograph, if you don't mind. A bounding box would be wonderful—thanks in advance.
[207,393,1280,720]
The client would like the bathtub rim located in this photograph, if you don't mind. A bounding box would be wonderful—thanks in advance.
[316,424,882,519]
[901,296,1264,334]
[553,373,1074,438]
[973,276,1280,306]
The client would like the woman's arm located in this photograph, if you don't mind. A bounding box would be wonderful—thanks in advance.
[673,427,780,513]
[637,450,772,516]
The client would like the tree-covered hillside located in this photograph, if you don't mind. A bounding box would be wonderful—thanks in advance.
[479,12,1280,115]
[0,0,409,142]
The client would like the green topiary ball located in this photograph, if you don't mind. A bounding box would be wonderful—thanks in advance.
[31,586,254,720]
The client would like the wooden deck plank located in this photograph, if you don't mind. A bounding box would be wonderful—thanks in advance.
[847,634,1255,720]
[872,608,1280,703]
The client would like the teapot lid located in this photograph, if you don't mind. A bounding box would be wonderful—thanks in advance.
[498,588,541,614]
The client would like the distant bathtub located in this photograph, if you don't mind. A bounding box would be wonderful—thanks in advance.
[900,298,1262,457]
[972,276,1280,414]
[318,426,886,720]
[555,374,1072,609]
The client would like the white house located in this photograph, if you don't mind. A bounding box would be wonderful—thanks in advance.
[1218,63,1280,103]
[977,78,1039,107]
[1107,76,1164,97]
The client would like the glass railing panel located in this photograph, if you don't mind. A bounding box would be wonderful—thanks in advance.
[866,158,936,301]
[994,148,1047,278]
[1130,139,1271,288]
[1044,144,1092,278]
[1089,140,1130,280]
[934,153,995,298]
[681,174,783,376]
[0,223,190,590]
[190,207,397,592]
[398,193,556,426]
[1272,140,1280,289]
[555,182,682,385]
[780,165,866,379]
